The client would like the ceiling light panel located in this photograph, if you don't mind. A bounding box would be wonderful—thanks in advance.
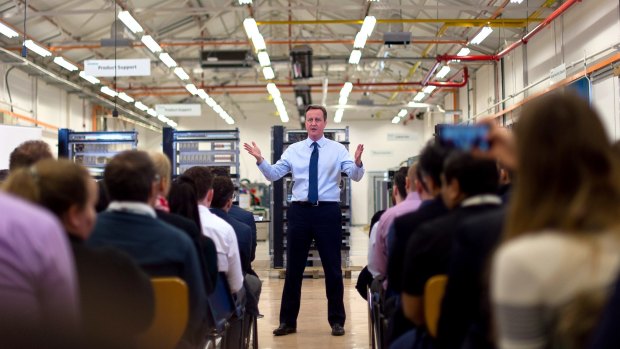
[100,86,117,97]
[159,53,177,68]
[79,71,100,85]
[263,66,275,80]
[457,47,471,56]
[470,26,493,45]
[53,57,78,71]
[413,92,426,101]
[423,86,437,94]
[118,11,143,34]
[0,21,18,38]
[257,51,271,67]
[118,92,134,103]
[24,40,51,57]
[174,67,190,80]
[141,35,162,53]
[436,66,451,79]
[349,50,362,65]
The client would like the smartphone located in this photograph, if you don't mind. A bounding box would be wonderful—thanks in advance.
[436,124,490,151]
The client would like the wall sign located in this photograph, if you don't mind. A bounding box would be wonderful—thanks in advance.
[84,59,151,77]
[387,133,415,141]
[549,63,567,85]
[155,104,202,117]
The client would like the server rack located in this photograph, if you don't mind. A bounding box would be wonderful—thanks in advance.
[162,127,241,195]
[270,126,352,269]
[58,129,138,178]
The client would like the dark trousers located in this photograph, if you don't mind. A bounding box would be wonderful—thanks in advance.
[279,202,345,327]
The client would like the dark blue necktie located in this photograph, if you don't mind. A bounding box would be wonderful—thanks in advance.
[308,142,319,204]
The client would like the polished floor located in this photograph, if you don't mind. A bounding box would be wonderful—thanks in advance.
[253,226,370,349]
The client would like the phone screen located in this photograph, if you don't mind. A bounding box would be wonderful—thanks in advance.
[436,124,490,151]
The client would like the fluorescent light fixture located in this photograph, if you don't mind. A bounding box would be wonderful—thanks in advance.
[24,40,51,57]
[257,51,271,67]
[470,26,493,45]
[167,120,177,127]
[423,85,437,94]
[392,116,401,124]
[398,109,408,117]
[263,66,275,80]
[141,35,162,53]
[185,84,198,95]
[436,66,451,79]
[457,47,471,56]
[159,53,177,68]
[147,108,158,117]
[360,16,377,37]
[273,97,285,108]
[266,83,280,97]
[0,22,18,38]
[243,18,259,39]
[338,96,348,106]
[413,92,426,102]
[341,82,353,96]
[100,86,117,97]
[334,108,344,123]
[135,101,149,111]
[174,67,190,80]
[157,115,169,122]
[239,0,253,4]
[205,97,217,107]
[353,32,368,49]
[53,57,78,72]
[510,0,524,3]
[407,102,427,108]
[118,11,143,34]
[251,34,266,52]
[213,105,223,114]
[349,50,362,65]
[196,89,208,100]
[225,117,235,125]
[118,92,134,103]
[79,71,100,85]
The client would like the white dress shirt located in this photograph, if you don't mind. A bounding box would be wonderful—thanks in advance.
[198,205,244,293]
[258,136,365,202]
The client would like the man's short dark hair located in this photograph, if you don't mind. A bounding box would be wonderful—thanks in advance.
[211,176,234,209]
[419,140,453,188]
[9,140,53,171]
[393,166,408,199]
[104,150,157,202]
[209,166,230,177]
[305,105,327,121]
[443,152,499,197]
[183,166,213,201]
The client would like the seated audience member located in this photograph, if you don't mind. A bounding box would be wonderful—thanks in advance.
[385,142,453,343]
[88,150,208,349]
[393,153,501,348]
[491,93,620,349]
[3,159,154,349]
[589,272,620,349]
[210,167,258,262]
[183,166,244,297]
[0,191,79,347]
[9,140,53,171]
[0,169,8,182]
[369,165,422,283]
[149,152,218,294]
[356,209,386,300]
[436,209,505,349]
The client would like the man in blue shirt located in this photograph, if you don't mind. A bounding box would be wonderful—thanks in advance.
[244,105,365,337]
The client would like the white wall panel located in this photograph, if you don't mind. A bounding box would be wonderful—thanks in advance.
[592,77,620,141]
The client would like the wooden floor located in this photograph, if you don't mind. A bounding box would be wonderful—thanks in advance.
[256,275,370,349]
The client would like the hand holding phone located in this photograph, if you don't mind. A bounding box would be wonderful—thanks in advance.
[436,124,490,151]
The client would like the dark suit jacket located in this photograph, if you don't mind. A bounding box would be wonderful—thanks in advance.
[156,209,218,294]
[210,208,254,276]
[436,208,505,349]
[388,197,449,293]
[229,205,257,262]
[70,236,154,349]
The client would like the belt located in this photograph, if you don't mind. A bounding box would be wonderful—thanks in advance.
[291,201,338,207]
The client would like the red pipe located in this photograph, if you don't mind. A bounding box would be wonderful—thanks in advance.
[427,67,469,88]
[437,0,580,62]
[120,81,425,92]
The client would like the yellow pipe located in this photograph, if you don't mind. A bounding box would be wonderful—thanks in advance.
[256,18,541,27]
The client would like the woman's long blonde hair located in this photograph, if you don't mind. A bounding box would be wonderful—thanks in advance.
[505,92,620,240]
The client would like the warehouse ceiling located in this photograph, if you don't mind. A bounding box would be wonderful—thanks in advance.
[0,0,557,127]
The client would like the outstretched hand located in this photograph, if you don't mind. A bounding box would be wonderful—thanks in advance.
[354,144,364,167]
[243,142,264,164]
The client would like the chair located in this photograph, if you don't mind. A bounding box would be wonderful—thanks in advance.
[424,275,448,338]
[136,278,188,349]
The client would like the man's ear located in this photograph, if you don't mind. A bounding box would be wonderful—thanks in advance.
[206,189,214,207]
[405,177,411,191]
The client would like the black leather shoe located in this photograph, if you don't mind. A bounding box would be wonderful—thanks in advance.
[331,324,345,336]
[273,324,296,336]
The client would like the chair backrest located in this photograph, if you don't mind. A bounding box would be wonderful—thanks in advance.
[136,278,188,349]
[424,274,448,338]
[207,272,236,333]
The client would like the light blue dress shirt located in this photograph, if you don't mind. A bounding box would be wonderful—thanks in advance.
[258,136,365,202]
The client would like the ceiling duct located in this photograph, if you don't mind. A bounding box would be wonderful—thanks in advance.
[384,12,411,46]
[101,20,132,47]
[290,45,313,79]
[200,50,253,68]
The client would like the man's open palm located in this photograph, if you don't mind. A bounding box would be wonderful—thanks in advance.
[354,144,364,167]
[243,142,263,163]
